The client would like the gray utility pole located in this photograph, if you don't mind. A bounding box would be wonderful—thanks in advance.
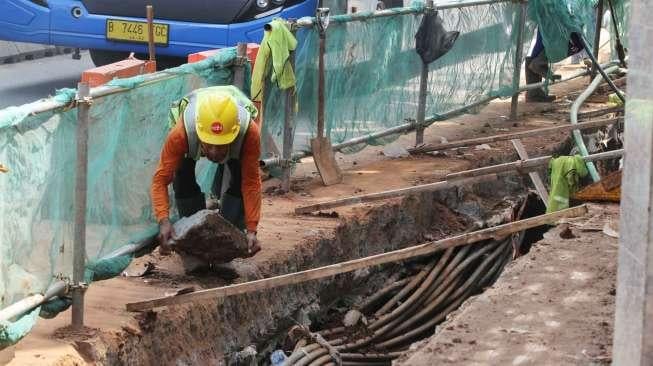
[613,0,653,364]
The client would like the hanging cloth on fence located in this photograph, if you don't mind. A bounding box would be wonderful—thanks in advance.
[415,10,460,64]
[251,19,298,102]
[546,155,589,213]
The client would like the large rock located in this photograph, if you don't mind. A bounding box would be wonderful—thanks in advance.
[170,210,249,264]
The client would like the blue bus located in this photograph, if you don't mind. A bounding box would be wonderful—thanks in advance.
[0,0,319,66]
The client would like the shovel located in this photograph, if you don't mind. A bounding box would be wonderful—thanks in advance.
[310,20,343,186]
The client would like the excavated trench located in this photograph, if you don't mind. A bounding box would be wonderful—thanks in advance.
[95,168,553,366]
[84,132,604,366]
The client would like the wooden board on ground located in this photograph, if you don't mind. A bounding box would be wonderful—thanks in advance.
[573,170,622,202]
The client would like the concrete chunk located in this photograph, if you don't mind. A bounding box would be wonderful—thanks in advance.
[170,210,249,264]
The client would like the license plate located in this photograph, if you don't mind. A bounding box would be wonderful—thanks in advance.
[106,19,169,46]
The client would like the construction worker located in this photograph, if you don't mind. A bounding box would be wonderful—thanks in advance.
[151,85,262,255]
[525,31,586,102]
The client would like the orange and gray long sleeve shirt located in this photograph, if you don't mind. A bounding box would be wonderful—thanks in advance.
[151,121,262,232]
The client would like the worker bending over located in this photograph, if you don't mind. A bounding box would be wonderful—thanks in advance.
[151,85,262,255]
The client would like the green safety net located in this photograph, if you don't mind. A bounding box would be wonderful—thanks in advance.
[528,0,598,63]
[0,48,241,348]
[261,0,535,155]
[606,0,630,58]
[528,0,631,64]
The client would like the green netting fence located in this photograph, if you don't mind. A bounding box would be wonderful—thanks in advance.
[0,0,630,350]
[0,49,242,348]
[262,0,533,156]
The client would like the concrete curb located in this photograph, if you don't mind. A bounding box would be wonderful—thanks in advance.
[0,41,74,64]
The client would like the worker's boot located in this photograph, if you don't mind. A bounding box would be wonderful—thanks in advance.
[176,193,206,218]
[525,56,556,103]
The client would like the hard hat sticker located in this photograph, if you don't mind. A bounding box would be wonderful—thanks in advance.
[211,122,224,134]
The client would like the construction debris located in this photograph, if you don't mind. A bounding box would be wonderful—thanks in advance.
[170,210,249,264]
[574,170,622,202]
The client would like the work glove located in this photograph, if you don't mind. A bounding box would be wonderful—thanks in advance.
[158,218,175,255]
[246,230,261,256]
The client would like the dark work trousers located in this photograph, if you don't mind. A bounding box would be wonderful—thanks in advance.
[172,157,246,230]
[530,30,585,58]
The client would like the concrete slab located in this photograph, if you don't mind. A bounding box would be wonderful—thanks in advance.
[0,41,63,64]
[0,41,20,63]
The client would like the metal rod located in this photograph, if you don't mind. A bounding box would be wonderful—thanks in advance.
[0,232,158,323]
[233,43,248,90]
[409,116,623,154]
[21,57,239,118]
[317,32,326,139]
[72,82,90,329]
[295,174,496,214]
[579,35,625,103]
[295,0,513,28]
[415,0,433,146]
[510,0,527,120]
[446,149,624,181]
[281,29,297,193]
[591,0,604,78]
[415,61,429,145]
[605,0,627,67]
[578,105,623,119]
[261,60,619,169]
[146,5,156,62]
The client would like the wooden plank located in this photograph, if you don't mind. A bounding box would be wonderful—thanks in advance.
[510,139,549,206]
[577,106,623,120]
[294,174,498,214]
[409,117,622,154]
[446,149,624,181]
[125,205,588,312]
[573,170,622,202]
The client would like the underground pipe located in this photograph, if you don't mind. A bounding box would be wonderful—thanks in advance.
[373,263,434,317]
[359,277,412,315]
[294,347,329,366]
[284,344,322,366]
[373,248,456,328]
[375,242,508,349]
[307,354,334,366]
[340,352,402,361]
[382,241,502,340]
[336,248,466,351]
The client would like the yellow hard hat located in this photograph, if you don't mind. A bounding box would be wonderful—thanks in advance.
[194,90,242,145]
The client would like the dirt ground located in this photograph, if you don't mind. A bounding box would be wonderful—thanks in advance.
[3,61,622,365]
[396,203,619,366]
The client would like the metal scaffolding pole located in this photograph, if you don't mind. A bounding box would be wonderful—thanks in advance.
[281,27,297,193]
[71,82,90,329]
[591,0,604,79]
[510,0,527,120]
